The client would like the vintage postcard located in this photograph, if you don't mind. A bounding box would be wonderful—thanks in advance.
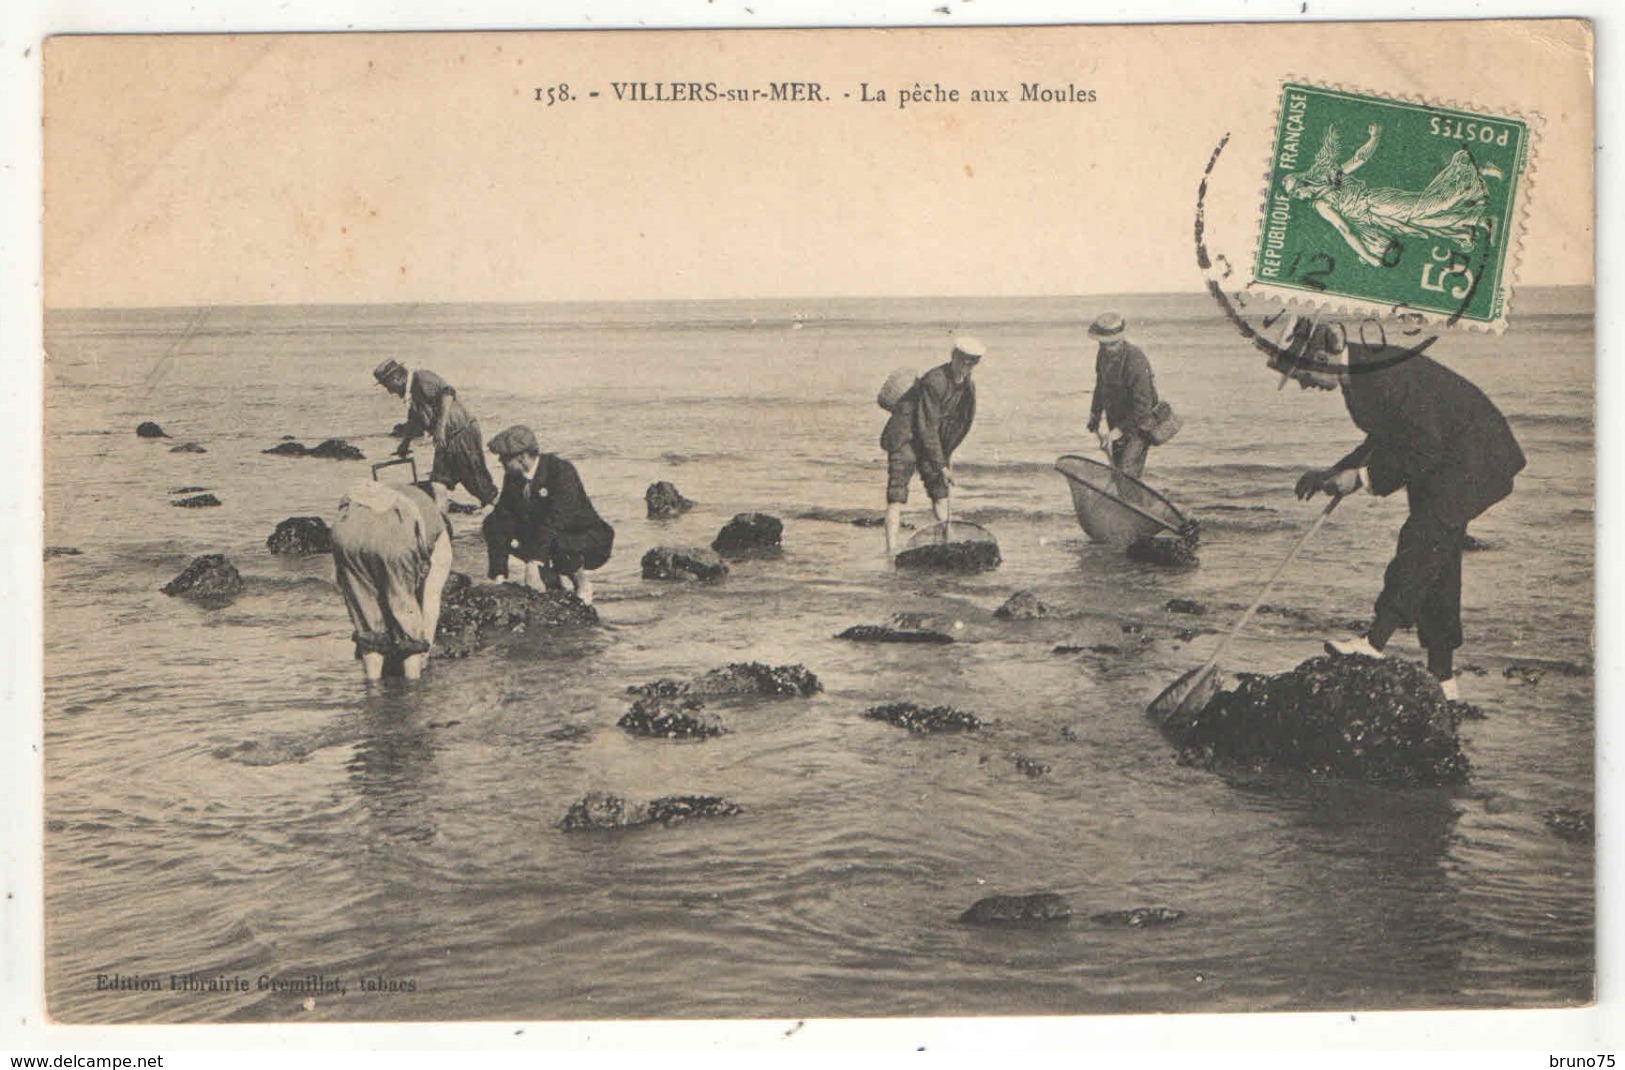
[36,20,1595,1029]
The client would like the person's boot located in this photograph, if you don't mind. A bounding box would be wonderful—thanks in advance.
[1324,635,1382,658]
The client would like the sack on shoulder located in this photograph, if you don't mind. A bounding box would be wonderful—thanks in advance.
[877,367,919,412]
[1145,400,1183,445]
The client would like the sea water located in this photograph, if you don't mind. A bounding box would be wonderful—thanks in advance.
[41,290,1593,1020]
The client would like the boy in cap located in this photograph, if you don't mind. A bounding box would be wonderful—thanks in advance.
[483,425,615,605]
[1085,312,1161,480]
[881,335,982,554]
[331,479,453,682]
[1280,316,1525,701]
[373,359,499,507]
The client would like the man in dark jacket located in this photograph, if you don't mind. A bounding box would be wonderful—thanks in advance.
[374,358,499,507]
[1085,311,1160,479]
[1288,321,1525,700]
[881,336,982,554]
[482,425,615,605]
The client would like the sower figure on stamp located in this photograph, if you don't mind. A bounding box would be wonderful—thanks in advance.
[373,358,500,507]
[483,425,615,605]
[881,335,982,555]
[1085,312,1161,480]
[332,480,454,682]
[1279,317,1525,701]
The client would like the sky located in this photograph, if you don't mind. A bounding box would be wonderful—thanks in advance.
[42,20,1594,307]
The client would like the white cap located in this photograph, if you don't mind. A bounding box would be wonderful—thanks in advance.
[951,335,987,360]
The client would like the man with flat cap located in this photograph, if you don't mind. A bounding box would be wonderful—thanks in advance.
[881,335,983,555]
[373,359,499,507]
[483,425,615,605]
[1085,312,1162,480]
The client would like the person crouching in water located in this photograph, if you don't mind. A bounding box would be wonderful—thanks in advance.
[1280,317,1525,701]
[482,424,615,605]
[881,335,983,555]
[332,479,454,682]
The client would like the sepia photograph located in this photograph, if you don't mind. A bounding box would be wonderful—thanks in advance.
[27,14,1599,1039]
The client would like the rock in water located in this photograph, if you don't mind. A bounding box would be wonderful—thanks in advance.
[629,662,823,700]
[266,516,333,555]
[1160,654,1471,786]
[894,541,1002,573]
[1089,906,1184,927]
[1127,533,1198,568]
[645,481,695,519]
[161,554,245,604]
[1542,807,1593,843]
[434,573,598,658]
[262,441,309,456]
[173,494,222,508]
[136,421,169,438]
[1165,598,1206,615]
[169,442,207,454]
[959,893,1072,926]
[995,590,1052,620]
[447,500,481,515]
[641,546,730,581]
[712,512,783,557]
[306,438,365,460]
[835,624,954,644]
[618,695,726,740]
[864,702,981,734]
[560,792,741,831]
[45,546,83,559]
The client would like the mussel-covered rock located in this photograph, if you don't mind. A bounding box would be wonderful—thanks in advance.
[306,438,365,461]
[618,695,726,740]
[1090,906,1184,927]
[136,421,169,438]
[641,546,729,582]
[262,441,310,456]
[645,481,695,519]
[266,516,332,555]
[1542,807,1593,843]
[45,546,82,559]
[1165,598,1206,615]
[835,624,954,644]
[894,540,1002,573]
[1160,654,1470,786]
[560,791,741,831]
[1127,533,1198,568]
[1012,755,1050,777]
[629,662,823,700]
[161,553,245,604]
[434,572,598,658]
[711,512,783,558]
[173,493,221,508]
[864,702,980,734]
[995,590,1052,620]
[169,442,207,454]
[959,893,1071,926]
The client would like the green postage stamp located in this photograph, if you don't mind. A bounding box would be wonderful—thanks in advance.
[1253,82,1532,328]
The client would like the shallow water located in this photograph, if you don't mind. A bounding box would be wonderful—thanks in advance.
[43,291,1593,1021]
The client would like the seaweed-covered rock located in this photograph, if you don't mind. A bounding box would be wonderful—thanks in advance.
[434,573,598,658]
[894,540,1002,573]
[959,893,1071,926]
[161,553,245,604]
[306,438,365,461]
[1160,654,1470,786]
[45,546,83,559]
[645,481,695,519]
[995,590,1052,620]
[641,546,730,582]
[1165,598,1206,615]
[169,442,207,454]
[1090,906,1184,928]
[835,624,955,644]
[1128,533,1198,568]
[865,702,981,735]
[629,662,823,700]
[136,421,169,438]
[560,792,741,831]
[266,516,333,555]
[712,512,783,557]
[1012,755,1050,777]
[618,695,726,740]
[169,486,208,495]
[1542,807,1593,843]
[262,441,310,456]
[173,493,222,508]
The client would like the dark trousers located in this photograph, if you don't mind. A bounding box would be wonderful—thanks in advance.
[483,512,614,581]
[1371,509,1467,655]
[1111,431,1151,480]
[432,421,499,506]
